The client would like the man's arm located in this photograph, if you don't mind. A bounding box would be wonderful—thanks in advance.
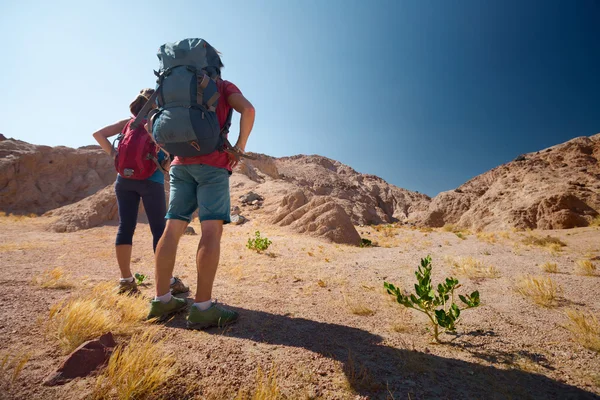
[227,93,255,152]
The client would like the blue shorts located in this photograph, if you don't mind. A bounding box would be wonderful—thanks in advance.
[165,164,231,224]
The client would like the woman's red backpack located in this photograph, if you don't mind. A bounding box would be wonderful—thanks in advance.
[113,119,159,180]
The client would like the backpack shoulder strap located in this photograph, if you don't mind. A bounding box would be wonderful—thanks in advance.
[130,88,161,129]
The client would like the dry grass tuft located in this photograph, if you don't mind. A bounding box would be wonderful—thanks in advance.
[590,215,600,227]
[476,232,498,244]
[516,275,562,308]
[235,365,281,400]
[47,283,148,353]
[343,350,381,393]
[344,294,374,316]
[522,234,566,250]
[564,310,600,353]
[448,256,500,279]
[0,211,38,221]
[93,328,176,400]
[575,259,597,276]
[32,267,75,289]
[0,351,32,383]
[540,262,559,274]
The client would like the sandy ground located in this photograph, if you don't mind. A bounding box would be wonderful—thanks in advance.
[0,212,599,399]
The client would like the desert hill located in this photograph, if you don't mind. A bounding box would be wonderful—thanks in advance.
[419,134,600,230]
[1,133,599,237]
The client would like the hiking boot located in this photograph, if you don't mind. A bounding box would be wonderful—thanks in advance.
[118,280,139,295]
[170,276,189,295]
[186,301,239,330]
[147,296,188,321]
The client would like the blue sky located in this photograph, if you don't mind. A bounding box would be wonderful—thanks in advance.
[2,0,599,196]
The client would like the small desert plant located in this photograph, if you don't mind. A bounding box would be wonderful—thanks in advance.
[564,310,600,353]
[455,232,467,240]
[134,272,147,286]
[384,256,481,343]
[575,259,597,276]
[540,262,559,273]
[93,328,176,400]
[32,267,75,289]
[516,275,562,308]
[247,231,272,253]
[449,256,500,279]
[360,238,373,248]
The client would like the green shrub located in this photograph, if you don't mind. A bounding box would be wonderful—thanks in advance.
[360,238,372,248]
[247,231,272,253]
[384,255,480,343]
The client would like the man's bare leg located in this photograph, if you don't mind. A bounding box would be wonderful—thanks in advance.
[194,220,223,303]
[154,219,188,297]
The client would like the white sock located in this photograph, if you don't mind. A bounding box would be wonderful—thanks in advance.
[192,300,212,311]
[155,292,172,304]
[120,276,134,283]
[170,277,176,285]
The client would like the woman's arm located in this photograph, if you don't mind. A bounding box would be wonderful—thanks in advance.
[92,118,130,158]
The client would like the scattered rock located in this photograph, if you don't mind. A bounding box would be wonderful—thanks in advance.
[239,192,264,204]
[184,226,197,235]
[231,214,247,225]
[231,206,241,216]
[514,154,527,162]
[43,333,116,386]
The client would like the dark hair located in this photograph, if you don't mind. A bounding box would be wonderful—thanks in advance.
[129,88,155,116]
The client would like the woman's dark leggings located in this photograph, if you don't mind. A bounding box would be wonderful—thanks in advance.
[115,177,166,252]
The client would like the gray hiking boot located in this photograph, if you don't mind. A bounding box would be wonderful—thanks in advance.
[118,280,139,295]
[170,276,190,295]
[186,301,239,330]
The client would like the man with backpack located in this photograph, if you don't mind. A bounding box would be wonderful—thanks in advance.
[145,39,255,328]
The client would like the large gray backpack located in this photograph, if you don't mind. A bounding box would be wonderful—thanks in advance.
[132,38,232,157]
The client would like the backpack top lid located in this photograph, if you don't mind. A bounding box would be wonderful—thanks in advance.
[157,38,221,78]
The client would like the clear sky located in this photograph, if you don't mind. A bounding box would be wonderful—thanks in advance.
[2,0,599,196]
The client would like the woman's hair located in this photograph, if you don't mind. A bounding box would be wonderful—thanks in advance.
[129,88,155,116]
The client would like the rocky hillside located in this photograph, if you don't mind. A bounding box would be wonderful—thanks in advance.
[419,134,600,230]
[2,133,599,236]
[0,136,115,214]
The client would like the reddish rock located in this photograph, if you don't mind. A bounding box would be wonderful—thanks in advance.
[43,332,116,386]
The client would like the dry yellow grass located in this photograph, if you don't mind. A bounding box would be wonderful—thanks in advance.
[343,350,381,393]
[540,262,559,274]
[522,234,566,250]
[235,365,281,400]
[0,211,38,221]
[343,294,374,316]
[448,256,500,279]
[93,328,176,400]
[564,310,600,353]
[589,215,600,227]
[32,267,75,289]
[0,351,32,383]
[47,283,148,353]
[575,259,597,276]
[516,275,562,308]
[0,241,46,252]
[476,232,498,244]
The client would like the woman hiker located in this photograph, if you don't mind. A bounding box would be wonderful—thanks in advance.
[92,88,189,295]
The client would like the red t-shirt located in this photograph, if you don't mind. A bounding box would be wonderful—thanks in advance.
[171,79,242,170]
